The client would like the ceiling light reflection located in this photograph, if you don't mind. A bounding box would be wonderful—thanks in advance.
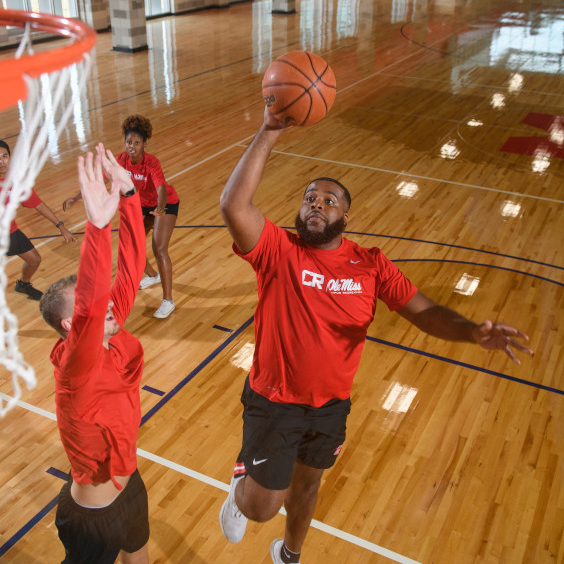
[467,118,483,127]
[231,343,255,372]
[396,181,419,198]
[500,200,522,218]
[454,273,480,296]
[508,73,524,93]
[491,93,505,108]
[382,382,418,413]
[532,150,550,173]
[440,141,460,159]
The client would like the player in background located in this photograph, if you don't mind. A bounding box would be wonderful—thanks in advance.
[0,139,77,300]
[62,115,179,319]
[218,109,534,564]
[40,144,150,563]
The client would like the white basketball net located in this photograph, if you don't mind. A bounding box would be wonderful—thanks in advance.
[0,21,92,417]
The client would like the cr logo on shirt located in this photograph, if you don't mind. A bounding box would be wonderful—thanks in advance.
[302,270,325,289]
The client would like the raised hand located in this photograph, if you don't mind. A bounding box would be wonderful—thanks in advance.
[77,151,120,229]
[472,320,534,365]
[95,143,135,196]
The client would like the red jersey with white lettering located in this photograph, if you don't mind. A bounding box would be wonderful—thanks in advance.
[50,195,146,487]
[235,219,417,407]
[0,179,42,233]
[115,152,179,207]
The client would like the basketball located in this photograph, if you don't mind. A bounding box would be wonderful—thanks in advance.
[262,51,336,126]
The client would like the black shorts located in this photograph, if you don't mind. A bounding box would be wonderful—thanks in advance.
[7,229,34,256]
[142,201,179,217]
[238,377,351,490]
[55,469,150,564]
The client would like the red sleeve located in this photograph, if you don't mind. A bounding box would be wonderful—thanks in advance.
[146,154,167,188]
[375,252,417,311]
[110,193,146,325]
[57,222,113,385]
[21,188,42,209]
[233,218,289,272]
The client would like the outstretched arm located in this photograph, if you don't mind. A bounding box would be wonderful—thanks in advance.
[397,291,534,365]
[220,107,290,254]
[78,149,120,227]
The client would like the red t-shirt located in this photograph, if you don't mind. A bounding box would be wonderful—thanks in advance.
[115,152,179,208]
[235,219,418,407]
[0,178,43,233]
[50,195,146,487]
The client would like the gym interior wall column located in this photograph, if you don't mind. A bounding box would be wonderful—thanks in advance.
[109,0,148,53]
[272,0,295,14]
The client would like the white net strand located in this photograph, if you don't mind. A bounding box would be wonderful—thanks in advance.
[0,23,93,417]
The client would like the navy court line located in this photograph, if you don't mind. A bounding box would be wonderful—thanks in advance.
[393,258,563,287]
[213,324,233,333]
[140,315,255,426]
[142,385,166,396]
[0,493,59,557]
[367,336,563,396]
[46,467,69,481]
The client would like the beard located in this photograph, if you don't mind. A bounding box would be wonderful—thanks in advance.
[295,213,347,247]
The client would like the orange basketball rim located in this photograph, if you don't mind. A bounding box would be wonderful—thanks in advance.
[0,9,97,111]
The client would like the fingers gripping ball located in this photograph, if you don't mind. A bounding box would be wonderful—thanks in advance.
[262,51,336,126]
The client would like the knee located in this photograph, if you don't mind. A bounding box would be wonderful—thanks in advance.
[26,251,41,268]
[151,243,169,261]
[243,497,282,523]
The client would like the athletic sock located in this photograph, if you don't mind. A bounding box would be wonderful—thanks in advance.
[280,542,301,564]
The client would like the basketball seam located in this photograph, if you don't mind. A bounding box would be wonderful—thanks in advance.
[273,89,313,125]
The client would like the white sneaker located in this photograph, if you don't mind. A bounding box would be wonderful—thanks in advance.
[220,475,247,543]
[270,539,300,564]
[139,273,161,290]
[153,300,175,319]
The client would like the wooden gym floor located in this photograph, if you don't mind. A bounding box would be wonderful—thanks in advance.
[0,0,562,562]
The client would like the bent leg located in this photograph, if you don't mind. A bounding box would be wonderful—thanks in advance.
[235,473,287,523]
[18,248,41,282]
[283,461,323,553]
[143,215,158,277]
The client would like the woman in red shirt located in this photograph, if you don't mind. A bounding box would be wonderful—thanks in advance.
[63,116,179,319]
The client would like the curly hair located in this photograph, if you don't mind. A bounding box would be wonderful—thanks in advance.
[121,115,153,142]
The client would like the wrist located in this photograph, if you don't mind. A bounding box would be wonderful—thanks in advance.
[121,188,137,198]
[55,220,64,228]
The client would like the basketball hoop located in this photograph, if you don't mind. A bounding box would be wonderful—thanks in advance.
[0,9,96,417]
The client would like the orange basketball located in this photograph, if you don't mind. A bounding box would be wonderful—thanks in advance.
[262,51,336,126]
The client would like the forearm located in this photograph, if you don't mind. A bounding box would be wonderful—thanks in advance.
[35,202,64,227]
[407,304,479,342]
[220,124,282,215]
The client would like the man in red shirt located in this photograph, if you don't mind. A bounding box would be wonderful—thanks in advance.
[40,144,149,564]
[0,139,77,300]
[218,109,534,564]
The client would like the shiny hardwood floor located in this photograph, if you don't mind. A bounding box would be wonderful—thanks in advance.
[0,0,562,562]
